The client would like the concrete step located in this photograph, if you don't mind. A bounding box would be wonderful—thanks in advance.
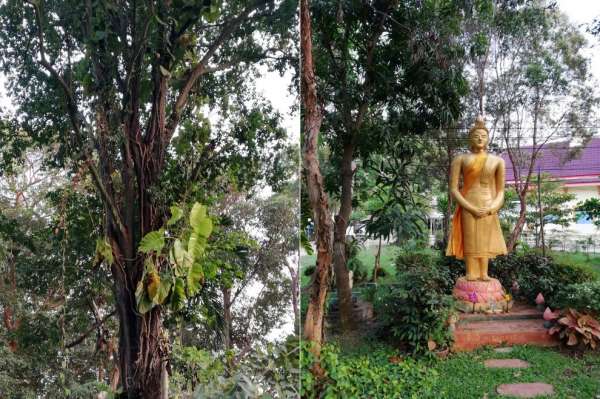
[458,302,543,325]
[453,318,558,351]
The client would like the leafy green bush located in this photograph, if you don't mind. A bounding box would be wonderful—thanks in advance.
[395,252,456,294]
[434,254,464,289]
[300,343,439,398]
[372,253,455,354]
[171,337,299,398]
[490,252,597,306]
[554,281,600,315]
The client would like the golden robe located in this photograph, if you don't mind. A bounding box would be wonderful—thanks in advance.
[446,153,507,259]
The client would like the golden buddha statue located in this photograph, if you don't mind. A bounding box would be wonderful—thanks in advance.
[446,116,508,281]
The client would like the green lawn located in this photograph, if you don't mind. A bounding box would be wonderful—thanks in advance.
[550,251,600,274]
[431,345,600,398]
[300,244,403,287]
[332,343,600,398]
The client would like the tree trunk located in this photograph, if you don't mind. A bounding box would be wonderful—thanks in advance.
[507,194,527,252]
[110,221,167,399]
[332,142,355,333]
[222,286,232,351]
[372,236,382,282]
[301,0,333,361]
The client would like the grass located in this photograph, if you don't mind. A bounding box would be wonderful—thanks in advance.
[550,251,600,274]
[333,343,600,398]
[300,244,404,287]
[431,345,600,398]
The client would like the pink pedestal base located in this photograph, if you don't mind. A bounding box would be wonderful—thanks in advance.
[453,277,512,313]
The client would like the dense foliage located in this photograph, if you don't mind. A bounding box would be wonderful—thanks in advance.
[490,252,598,306]
[171,336,299,398]
[372,252,456,354]
[0,0,299,394]
[300,343,439,399]
[554,281,600,316]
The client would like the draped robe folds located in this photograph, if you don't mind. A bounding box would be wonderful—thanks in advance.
[446,153,507,260]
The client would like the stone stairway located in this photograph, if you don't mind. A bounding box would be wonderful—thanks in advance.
[453,302,559,351]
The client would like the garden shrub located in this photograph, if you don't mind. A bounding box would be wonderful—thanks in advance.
[171,338,299,398]
[490,252,597,306]
[395,251,457,294]
[372,253,455,354]
[554,281,600,315]
[300,342,439,398]
[435,254,464,288]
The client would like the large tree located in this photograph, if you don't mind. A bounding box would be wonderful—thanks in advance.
[310,0,467,332]
[0,1,295,397]
[300,0,333,368]
[485,2,598,251]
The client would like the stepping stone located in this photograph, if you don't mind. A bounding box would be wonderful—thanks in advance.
[484,359,530,368]
[494,347,513,353]
[497,383,554,397]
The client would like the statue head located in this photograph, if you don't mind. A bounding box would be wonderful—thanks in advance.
[468,116,489,152]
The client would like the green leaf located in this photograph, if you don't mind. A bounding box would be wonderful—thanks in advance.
[95,237,114,265]
[204,261,218,280]
[139,229,165,253]
[167,205,184,226]
[189,202,207,228]
[138,295,154,314]
[147,271,160,300]
[152,278,172,305]
[171,278,186,310]
[188,231,207,262]
[135,279,155,314]
[195,217,213,238]
[187,262,204,296]
[172,238,186,267]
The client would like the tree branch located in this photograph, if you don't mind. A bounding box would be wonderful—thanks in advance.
[165,1,267,138]
[65,310,116,349]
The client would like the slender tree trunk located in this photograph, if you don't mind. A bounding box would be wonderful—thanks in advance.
[332,142,355,333]
[507,194,527,252]
[223,286,232,351]
[537,171,545,255]
[372,236,382,282]
[301,0,334,362]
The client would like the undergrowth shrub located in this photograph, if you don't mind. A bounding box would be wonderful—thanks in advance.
[554,281,600,315]
[490,253,597,306]
[300,342,439,398]
[372,253,455,354]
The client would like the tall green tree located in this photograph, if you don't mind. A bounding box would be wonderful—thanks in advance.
[524,173,575,248]
[310,0,467,332]
[485,2,598,251]
[0,0,295,396]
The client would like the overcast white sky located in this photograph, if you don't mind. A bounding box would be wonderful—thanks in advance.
[556,0,600,80]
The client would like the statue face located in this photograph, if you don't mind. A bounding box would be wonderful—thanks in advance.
[470,128,488,151]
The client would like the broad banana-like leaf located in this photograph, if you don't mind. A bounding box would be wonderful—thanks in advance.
[139,228,165,253]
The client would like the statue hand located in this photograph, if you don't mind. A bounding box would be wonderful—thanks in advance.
[474,207,490,218]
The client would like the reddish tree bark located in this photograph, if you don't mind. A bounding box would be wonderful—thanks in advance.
[301,0,333,359]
